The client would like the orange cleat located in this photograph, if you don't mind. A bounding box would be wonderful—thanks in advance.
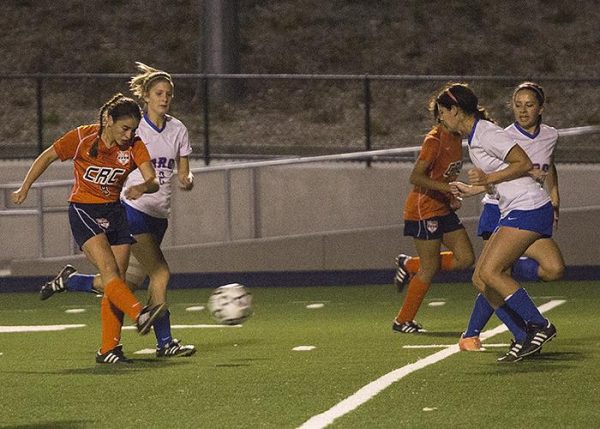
[459,334,482,351]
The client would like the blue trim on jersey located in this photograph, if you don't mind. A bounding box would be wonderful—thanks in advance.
[513,121,540,139]
[467,119,479,146]
[497,202,553,237]
[143,114,166,133]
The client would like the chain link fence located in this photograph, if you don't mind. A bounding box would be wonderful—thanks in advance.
[2,74,599,162]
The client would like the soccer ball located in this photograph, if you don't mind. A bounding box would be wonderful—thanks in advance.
[207,283,253,325]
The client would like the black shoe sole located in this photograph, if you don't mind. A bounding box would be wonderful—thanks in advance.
[138,303,168,335]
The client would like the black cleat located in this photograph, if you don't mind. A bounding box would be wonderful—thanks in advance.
[497,340,526,363]
[96,345,133,364]
[392,320,423,333]
[40,265,77,300]
[394,254,411,293]
[519,321,557,357]
[156,339,197,358]
[136,303,168,335]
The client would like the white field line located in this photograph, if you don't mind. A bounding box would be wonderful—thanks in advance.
[403,343,509,349]
[0,324,87,333]
[134,348,158,355]
[298,299,565,429]
[0,323,240,333]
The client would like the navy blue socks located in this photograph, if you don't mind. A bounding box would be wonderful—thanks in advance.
[154,310,172,348]
[512,257,540,281]
[464,294,494,337]
[67,273,96,293]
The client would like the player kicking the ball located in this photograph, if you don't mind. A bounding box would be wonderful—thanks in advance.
[40,63,196,361]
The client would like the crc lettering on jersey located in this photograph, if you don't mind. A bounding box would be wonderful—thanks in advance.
[152,157,176,170]
[83,166,127,185]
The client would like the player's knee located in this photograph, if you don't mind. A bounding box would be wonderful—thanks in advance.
[540,263,565,282]
[125,261,146,289]
[476,264,498,286]
[471,271,486,293]
[456,252,475,270]
[148,260,170,282]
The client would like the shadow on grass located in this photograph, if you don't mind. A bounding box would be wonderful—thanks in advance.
[61,358,194,374]
[419,331,463,339]
[0,359,194,376]
[524,351,585,363]
[1,420,91,428]
[479,351,585,372]
[215,363,252,368]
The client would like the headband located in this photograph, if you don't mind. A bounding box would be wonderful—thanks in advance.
[445,88,458,104]
[516,83,545,105]
[144,72,173,92]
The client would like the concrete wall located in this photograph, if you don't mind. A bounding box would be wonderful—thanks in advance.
[2,160,600,277]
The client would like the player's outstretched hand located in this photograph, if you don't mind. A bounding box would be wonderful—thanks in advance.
[11,187,28,205]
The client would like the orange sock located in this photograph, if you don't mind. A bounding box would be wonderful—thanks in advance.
[395,275,429,322]
[104,277,142,322]
[406,251,455,273]
[440,251,455,271]
[405,257,420,274]
[100,296,123,354]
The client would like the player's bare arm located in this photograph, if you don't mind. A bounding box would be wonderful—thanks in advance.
[11,146,59,204]
[124,161,158,200]
[409,159,452,193]
[480,144,533,186]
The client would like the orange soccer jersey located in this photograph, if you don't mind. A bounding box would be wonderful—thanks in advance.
[403,126,463,221]
[53,124,151,204]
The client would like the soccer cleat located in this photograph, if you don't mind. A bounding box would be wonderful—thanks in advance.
[393,254,411,292]
[497,340,526,363]
[519,321,557,357]
[96,345,133,364]
[136,303,168,335]
[156,339,197,358]
[40,264,78,300]
[459,334,482,351]
[392,320,423,333]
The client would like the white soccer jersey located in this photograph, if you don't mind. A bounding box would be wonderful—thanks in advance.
[481,122,558,206]
[122,114,193,218]
[468,120,550,216]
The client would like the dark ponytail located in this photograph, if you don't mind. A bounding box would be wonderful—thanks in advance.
[89,93,141,158]
[431,83,494,123]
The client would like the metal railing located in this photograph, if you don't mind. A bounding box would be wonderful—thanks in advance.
[2,123,600,260]
[2,73,600,163]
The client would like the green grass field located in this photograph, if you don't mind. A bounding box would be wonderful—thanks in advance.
[1,280,599,428]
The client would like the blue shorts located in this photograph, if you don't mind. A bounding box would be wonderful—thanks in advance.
[68,202,135,249]
[498,202,553,238]
[404,212,464,240]
[477,203,501,240]
[123,202,168,245]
